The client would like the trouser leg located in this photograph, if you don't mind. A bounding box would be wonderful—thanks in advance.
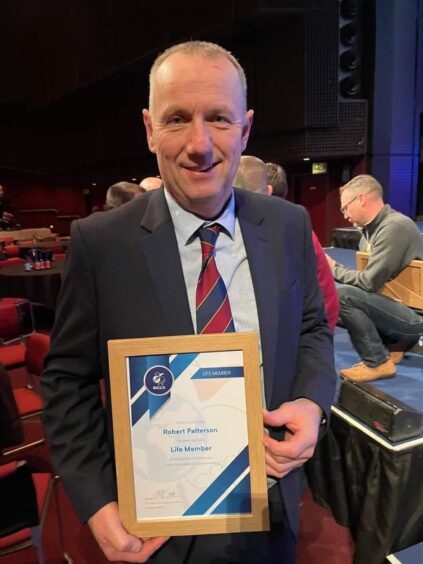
[184,484,295,564]
[338,285,423,367]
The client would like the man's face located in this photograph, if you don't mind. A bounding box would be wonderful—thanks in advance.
[0,185,4,199]
[340,189,364,226]
[143,53,253,218]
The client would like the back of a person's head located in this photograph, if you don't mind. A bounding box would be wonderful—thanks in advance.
[140,176,162,191]
[105,182,142,210]
[265,162,288,199]
[234,155,270,195]
[339,174,383,199]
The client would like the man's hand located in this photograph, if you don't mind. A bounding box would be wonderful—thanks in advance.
[325,253,336,274]
[88,502,169,562]
[262,398,322,479]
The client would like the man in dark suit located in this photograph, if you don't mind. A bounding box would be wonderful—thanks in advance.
[42,41,336,563]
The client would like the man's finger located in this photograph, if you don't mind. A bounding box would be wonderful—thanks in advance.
[107,536,169,563]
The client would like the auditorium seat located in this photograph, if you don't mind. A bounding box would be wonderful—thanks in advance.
[3,244,20,258]
[11,332,50,419]
[0,299,34,369]
[0,344,26,370]
[0,257,24,266]
[0,460,68,563]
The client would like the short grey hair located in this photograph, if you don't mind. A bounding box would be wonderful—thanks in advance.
[149,40,247,110]
[340,174,383,197]
[234,155,268,194]
[105,182,142,210]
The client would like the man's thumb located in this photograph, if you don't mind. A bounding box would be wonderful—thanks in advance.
[126,535,143,553]
[263,407,287,427]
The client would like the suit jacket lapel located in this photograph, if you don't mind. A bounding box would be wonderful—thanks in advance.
[138,190,194,336]
[236,191,279,406]
[136,189,280,403]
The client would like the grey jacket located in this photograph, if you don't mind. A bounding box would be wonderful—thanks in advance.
[334,205,423,292]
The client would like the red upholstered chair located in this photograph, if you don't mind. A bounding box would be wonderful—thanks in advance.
[0,257,24,266]
[0,237,14,245]
[0,298,33,342]
[54,252,66,262]
[12,333,50,419]
[0,343,26,369]
[3,244,20,258]
[0,299,34,370]
[0,460,68,563]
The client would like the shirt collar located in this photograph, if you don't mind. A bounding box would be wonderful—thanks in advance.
[363,204,391,237]
[164,188,236,245]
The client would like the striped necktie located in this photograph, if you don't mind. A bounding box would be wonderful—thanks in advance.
[196,224,235,334]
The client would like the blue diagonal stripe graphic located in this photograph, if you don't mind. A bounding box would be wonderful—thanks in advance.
[211,473,251,515]
[131,390,148,426]
[129,354,169,421]
[183,446,249,516]
[170,353,199,379]
[129,356,149,398]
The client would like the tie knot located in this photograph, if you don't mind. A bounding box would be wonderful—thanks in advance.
[198,223,220,248]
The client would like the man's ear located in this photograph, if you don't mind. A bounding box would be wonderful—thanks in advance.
[241,109,254,151]
[266,184,273,196]
[142,109,156,154]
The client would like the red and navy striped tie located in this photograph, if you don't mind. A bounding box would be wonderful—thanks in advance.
[196,224,235,334]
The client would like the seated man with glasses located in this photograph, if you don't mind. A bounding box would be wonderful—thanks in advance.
[326,174,423,381]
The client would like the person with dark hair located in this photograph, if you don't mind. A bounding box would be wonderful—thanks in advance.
[42,41,336,564]
[265,162,288,199]
[327,174,423,381]
[0,184,17,230]
[264,161,339,330]
[104,181,144,210]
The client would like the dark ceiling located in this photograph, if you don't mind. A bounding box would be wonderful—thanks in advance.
[0,1,367,186]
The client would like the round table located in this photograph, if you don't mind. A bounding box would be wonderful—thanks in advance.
[16,240,70,250]
[0,259,64,309]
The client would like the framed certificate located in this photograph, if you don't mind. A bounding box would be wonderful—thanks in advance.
[108,332,269,537]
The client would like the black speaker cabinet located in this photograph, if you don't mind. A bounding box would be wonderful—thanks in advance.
[338,380,423,442]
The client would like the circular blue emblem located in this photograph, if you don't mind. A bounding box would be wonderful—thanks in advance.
[144,365,174,396]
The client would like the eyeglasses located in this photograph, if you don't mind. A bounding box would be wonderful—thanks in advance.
[340,195,358,215]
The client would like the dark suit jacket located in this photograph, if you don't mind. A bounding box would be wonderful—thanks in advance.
[41,187,336,537]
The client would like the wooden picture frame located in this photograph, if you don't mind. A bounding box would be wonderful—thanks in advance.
[108,332,269,538]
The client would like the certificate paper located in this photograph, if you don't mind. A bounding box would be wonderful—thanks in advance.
[109,333,269,537]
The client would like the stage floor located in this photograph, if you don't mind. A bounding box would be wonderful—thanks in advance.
[327,247,423,418]
[334,326,423,416]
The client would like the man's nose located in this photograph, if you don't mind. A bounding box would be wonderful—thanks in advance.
[186,119,212,155]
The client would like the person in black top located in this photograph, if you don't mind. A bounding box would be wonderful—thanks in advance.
[0,184,17,230]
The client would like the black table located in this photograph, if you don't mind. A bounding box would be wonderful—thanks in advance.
[0,260,64,309]
[306,406,423,564]
[330,227,362,249]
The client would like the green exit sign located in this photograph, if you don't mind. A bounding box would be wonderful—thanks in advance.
[312,162,327,174]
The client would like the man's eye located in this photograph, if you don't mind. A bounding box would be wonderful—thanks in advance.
[212,116,230,123]
[168,116,185,125]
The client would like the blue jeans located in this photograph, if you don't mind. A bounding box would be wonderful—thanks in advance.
[338,284,423,367]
